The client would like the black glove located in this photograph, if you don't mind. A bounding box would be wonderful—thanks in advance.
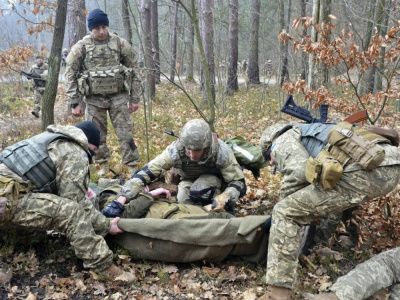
[102,200,125,218]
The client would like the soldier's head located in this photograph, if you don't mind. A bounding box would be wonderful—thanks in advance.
[88,8,109,41]
[180,119,212,162]
[36,55,43,66]
[76,121,101,152]
[62,48,68,54]
[259,123,287,160]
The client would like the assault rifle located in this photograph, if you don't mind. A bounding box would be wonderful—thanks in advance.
[164,130,180,138]
[281,94,328,123]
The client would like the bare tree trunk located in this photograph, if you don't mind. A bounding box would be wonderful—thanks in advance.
[141,0,156,103]
[42,0,68,130]
[308,0,320,90]
[121,0,133,43]
[319,0,331,88]
[200,0,216,103]
[374,0,389,93]
[226,0,239,94]
[151,0,160,84]
[280,0,292,87]
[67,0,86,49]
[186,0,195,82]
[300,0,308,80]
[248,0,261,84]
[170,3,179,83]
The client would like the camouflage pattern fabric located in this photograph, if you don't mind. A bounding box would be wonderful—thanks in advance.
[32,89,44,114]
[180,119,212,150]
[330,247,400,300]
[0,125,113,271]
[120,137,244,204]
[65,32,141,167]
[261,126,400,289]
[86,101,139,166]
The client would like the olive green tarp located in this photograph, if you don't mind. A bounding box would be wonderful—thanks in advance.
[111,215,269,263]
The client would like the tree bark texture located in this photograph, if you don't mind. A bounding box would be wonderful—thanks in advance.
[170,2,179,83]
[300,0,308,81]
[248,0,260,84]
[141,0,156,101]
[121,0,133,43]
[66,0,86,49]
[308,0,320,90]
[226,0,239,94]
[280,0,292,87]
[151,0,161,84]
[42,0,68,130]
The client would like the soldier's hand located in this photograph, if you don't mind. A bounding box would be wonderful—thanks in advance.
[129,103,139,113]
[203,204,213,212]
[149,188,171,199]
[212,193,230,212]
[108,217,124,235]
[72,104,84,117]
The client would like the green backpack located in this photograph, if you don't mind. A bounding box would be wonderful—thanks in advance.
[225,136,269,178]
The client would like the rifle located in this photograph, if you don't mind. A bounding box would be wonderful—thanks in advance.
[164,130,180,138]
[281,94,328,123]
[344,110,368,124]
[20,70,42,80]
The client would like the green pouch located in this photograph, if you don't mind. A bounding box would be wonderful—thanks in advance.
[305,156,321,185]
[225,136,268,170]
[316,150,343,189]
[327,122,386,170]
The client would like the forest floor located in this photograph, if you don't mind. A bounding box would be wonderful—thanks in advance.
[0,81,398,299]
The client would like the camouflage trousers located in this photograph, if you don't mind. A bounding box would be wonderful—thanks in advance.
[330,247,400,300]
[86,101,140,167]
[33,89,44,113]
[177,174,222,205]
[266,165,400,289]
[1,192,113,271]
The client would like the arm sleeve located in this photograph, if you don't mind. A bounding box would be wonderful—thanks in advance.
[120,145,175,201]
[120,37,141,104]
[220,150,245,202]
[272,127,310,199]
[48,140,110,236]
[64,42,85,105]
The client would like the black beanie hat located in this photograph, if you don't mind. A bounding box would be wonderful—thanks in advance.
[76,121,100,148]
[87,8,109,31]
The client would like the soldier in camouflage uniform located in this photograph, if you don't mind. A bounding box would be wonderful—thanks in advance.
[115,119,246,213]
[258,123,400,300]
[30,55,48,118]
[64,8,141,176]
[305,247,400,300]
[0,121,135,285]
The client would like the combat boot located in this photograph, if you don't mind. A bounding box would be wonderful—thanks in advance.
[303,292,339,300]
[97,162,110,177]
[258,286,291,300]
[99,264,136,285]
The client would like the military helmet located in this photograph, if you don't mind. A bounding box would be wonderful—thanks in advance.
[259,123,288,154]
[180,119,212,150]
[62,48,68,53]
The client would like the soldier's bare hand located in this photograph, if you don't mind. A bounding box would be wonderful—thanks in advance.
[150,188,171,199]
[129,103,139,113]
[108,217,124,235]
[72,104,84,117]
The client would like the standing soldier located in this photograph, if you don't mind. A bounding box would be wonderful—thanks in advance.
[61,48,68,67]
[64,8,142,176]
[30,55,48,118]
[0,121,135,284]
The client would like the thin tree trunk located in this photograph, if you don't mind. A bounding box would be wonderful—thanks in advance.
[308,0,320,90]
[121,0,133,43]
[280,0,292,87]
[66,0,86,49]
[374,0,389,93]
[151,0,160,84]
[300,0,308,80]
[248,0,261,84]
[141,0,156,103]
[170,3,179,83]
[319,0,331,88]
[42,0,68,130]
[186,0,195,82]
[226,0,239,94]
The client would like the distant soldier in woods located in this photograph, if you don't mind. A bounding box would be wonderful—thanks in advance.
[61,48,68,67]
[264,59,272,77]
[65,8,142,176]
[30,55,48,118]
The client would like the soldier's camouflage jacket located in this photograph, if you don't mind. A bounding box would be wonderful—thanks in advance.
[119,138,245,202]
[64,32,141,107]
[30,62,48,90]
[0,125,110,236]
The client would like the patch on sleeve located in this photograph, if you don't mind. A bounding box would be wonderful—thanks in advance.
[71,46,80,56]
[83,154,89,162]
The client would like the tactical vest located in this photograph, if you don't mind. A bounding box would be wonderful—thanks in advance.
[0,132,91,194]
[81,34,125,95]
[168,140,230,181]
[32,64,47,88]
